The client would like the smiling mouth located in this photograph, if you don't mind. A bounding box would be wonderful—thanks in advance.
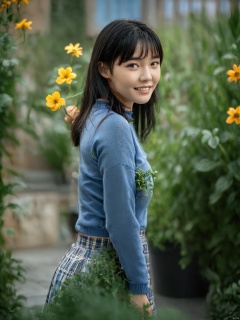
[134,86,152,91]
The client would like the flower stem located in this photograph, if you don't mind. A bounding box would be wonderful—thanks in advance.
[218,143,229,162]
[66,91,83,100]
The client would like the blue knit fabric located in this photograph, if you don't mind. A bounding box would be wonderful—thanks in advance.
[75,100,153,294]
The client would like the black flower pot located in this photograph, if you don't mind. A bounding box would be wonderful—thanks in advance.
[149,242,208,298]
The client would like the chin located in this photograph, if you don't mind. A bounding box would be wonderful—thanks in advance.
[134,98,152,105]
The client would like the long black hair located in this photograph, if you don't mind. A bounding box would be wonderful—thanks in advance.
[71,19,163,146]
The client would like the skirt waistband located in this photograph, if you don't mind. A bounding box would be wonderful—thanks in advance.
[77,229,145,249]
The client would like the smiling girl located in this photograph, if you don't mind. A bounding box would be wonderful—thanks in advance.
[46,19,163,316]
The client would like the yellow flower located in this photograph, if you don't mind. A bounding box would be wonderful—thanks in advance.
[226,64,240,83]
[0,0,11,12]
[64,43,83,57]
[226,106,240,125]
[12,0,29,4]
[46,91,66,111]
[56,67,77,85]
[15,18,32,30]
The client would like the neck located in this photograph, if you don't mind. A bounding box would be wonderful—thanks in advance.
[124,106,133,112]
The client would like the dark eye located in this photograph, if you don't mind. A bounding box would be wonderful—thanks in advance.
[127,63,138,68]
[152,61,160,67]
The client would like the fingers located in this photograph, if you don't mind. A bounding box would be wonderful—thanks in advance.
[130,294,152,316]
[64,105,79,123]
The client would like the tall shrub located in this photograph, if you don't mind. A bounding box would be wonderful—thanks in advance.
[146,9,240,320]
[0,1,33,318]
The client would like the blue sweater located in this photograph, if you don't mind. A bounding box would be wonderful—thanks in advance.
[75,100,153,294]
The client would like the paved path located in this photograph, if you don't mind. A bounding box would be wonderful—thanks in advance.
[13,245,206,320]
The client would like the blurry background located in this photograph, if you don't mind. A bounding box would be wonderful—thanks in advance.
[3,0,238,249]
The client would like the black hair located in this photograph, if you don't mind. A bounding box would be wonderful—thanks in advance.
[71,19,163,146]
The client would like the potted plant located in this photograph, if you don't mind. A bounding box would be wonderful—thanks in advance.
[145,127,209,298]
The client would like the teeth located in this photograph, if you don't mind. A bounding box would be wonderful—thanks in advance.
[136,87,150,91]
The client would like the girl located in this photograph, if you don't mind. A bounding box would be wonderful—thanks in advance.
[46,19,163,316]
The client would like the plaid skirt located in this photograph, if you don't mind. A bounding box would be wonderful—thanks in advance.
[45,230,156,315]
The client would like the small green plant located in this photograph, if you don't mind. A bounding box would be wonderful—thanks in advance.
[0,250,26,320]
[38,126,72,183]
[135,168,157,198]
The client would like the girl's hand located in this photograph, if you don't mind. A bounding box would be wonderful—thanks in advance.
[64,105,79,123]
[130,294,152,316]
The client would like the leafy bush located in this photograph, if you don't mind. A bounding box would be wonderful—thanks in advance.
[0,2,33,319]
[206,280,240,320]
[0,250,25,320]
[20,249,145,320]
[19,248,188,320]
[146,9,240,320]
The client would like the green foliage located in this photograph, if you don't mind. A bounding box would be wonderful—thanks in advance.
[38,126,72,181]
[135,168,157,198]
[206,280,240,320]
[0,250,26,320]
[18,249,188,320]
[19,249,144,320]
[146,9,240,320]
[0,3,29,319]
[20,0,92,121]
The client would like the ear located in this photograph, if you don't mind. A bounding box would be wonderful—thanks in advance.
[98,62,110,79]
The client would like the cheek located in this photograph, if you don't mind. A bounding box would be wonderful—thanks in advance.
[154,71,161,84]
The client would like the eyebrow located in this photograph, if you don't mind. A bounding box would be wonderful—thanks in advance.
[127,55,160,61]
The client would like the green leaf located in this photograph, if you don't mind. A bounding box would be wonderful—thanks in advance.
[194,159,220,172]
[209,192,222,205]
[2,58,19,67]
[184,222,194,232]
[203,268,220,283]
[201,130,212,144]
[222,53,238,60]
[0,93,13,110]
[4,203,25,216]
[208,136,219,149]
[215,175,233,193]
[220,131,234,143]
[213,66,225,75]
[227,161,240,182]
[184,127,200,138]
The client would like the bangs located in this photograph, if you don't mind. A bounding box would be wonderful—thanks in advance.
[117,31,162,65]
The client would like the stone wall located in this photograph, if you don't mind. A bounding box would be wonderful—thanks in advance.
[4,190,64,249]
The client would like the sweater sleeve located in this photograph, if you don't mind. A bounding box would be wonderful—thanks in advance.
[93,115,148,294]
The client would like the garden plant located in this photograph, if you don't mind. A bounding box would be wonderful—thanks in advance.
[146,8,240,319]
[0,0,33,319]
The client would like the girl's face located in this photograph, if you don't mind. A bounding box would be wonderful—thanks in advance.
[105,43,161,110]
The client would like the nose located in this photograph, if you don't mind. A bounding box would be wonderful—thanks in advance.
[139,67,152,82]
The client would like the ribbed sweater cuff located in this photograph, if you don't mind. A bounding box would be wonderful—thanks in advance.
[129,283,148,294]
